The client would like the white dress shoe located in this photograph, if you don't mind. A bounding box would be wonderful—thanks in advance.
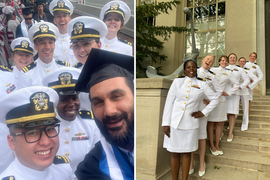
[189,168,194,175]
[198,163,206,177]
[210,148,219,156]
[227,135,234,142]
[217,149,223,155]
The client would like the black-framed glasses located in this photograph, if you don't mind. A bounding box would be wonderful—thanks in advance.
[11,124,60,143]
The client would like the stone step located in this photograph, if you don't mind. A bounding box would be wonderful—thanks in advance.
[237,114,270,122]
[186,163,270,180]
[224,119,270,129]
[223,128,270,140]
[207,136,270,153]
[239,109,270,116]
[242,104,270,109]
[194,147,270,172]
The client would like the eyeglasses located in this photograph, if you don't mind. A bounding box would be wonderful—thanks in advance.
[71,40,96,51]
[11,124,60,143]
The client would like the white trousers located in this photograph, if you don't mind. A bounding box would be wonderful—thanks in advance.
[240,95,249,130]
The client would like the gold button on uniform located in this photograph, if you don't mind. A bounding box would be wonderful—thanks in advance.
[47,69,50,72]
[65,128,69,132]
[184,102,186,104]
[187,90,189,92]
[65,140,69,144]
[182,108,184,111]
[65,152,69,156]
[186,96,188,99]
[64,59,66,61]
[106,44,108,47]
[64,49,66,52]
[63,39,65,41]
[189,81,191,83]
[188,86,190,88]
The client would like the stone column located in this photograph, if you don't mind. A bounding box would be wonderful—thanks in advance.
[136,78,173,180]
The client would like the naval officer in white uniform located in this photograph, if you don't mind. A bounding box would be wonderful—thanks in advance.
[100,1,133,56]
[244,52,263,113]
[226,53,249,142]
[42,67,100,179]
[49,0,77,66]
[207,55,239,156]
[0,86,72,180]
[189,55,222,177]
[162,60,219,180]
[19,21,69,87]
[238,57,260,131]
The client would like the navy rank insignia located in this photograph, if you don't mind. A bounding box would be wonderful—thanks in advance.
[30,92,49,111]
[73,22,83,35]
[22,62,36,73]
[53,155,70,164]
[78,110,94,119]
[73,62,83,69]
[57,0,65,8]
[2,176,15,180]
[59,72,72,85]
[40,24,49,33]
[110,3,119,10]
[55,60,70,67]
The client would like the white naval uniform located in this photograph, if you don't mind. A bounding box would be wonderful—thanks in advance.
[239,68,260,131]
[244,61,263,100]
[100,37,132,56]
[53,33,78,67]
[0,123,15,174]
[226,65,250,115]
[56,111,100,179]
[197,67,223,139]
[162,76,219,153]
[0,71,17,98]
[19,58,69,87]
[0,157,73,180]
[208,67,240,122]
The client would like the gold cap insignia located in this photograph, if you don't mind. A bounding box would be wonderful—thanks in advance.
[59,72,72,85]
[30,92,49,111]
[57,0,65,8]
[110,3,119,10]
[21,40,29,48]
[73,22,83,35]
[40,24,49,33]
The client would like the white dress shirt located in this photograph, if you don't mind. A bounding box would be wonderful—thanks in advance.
[100,37,132,56]
[244,61,263,82]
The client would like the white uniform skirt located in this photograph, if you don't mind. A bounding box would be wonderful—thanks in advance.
[208,101,227,122]
[248,89,253,101]
[226,95,240,114]
[163,127,199,153]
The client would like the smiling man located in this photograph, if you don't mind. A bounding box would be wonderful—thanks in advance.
[19,21,69,87]
[49,0,77,66]
[0,86,72,180]
[42,67,100,179]
[74,49,134,180]
[67,16,107,70]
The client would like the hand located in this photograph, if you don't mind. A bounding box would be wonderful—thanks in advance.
[203,99,210,106]
[247,86,250,89]
[250,79,253,83]
[191,111,204,118]
[239,87,242,90]
[164,126,170,138]
[222,91,229,96]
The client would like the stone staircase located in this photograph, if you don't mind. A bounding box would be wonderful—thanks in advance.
[188,94,270,180]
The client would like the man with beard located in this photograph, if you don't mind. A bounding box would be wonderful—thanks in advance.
[74,48,134,180]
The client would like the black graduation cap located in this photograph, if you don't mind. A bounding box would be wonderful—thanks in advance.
[74,48,134,93]
[21,6,34,15]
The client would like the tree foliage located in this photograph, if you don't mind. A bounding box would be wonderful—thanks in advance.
[136,0,189,78]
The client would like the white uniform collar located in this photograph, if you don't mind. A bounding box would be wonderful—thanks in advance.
[13,157,50,180]
[36,58,55,69]
[58,33,69,39]
[101,37,118,45]
[56,110,76,126]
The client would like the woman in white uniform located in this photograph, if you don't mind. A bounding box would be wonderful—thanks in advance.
[238,57,260,131]
[243,52,263,114]
[189,55,222,177]
[207,55,239,155]
[100,1,133,56]
[226,53,249,141]
[162,60,219,180]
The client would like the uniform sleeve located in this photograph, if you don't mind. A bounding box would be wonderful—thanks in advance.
[247,71,259,90]
[256,65,263,82]
[161,79,177,126]
[240,69,250,90]
[15,25,22,38]
[127,45,133,56]
[201,84,219,117]
[226,72,240,96]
